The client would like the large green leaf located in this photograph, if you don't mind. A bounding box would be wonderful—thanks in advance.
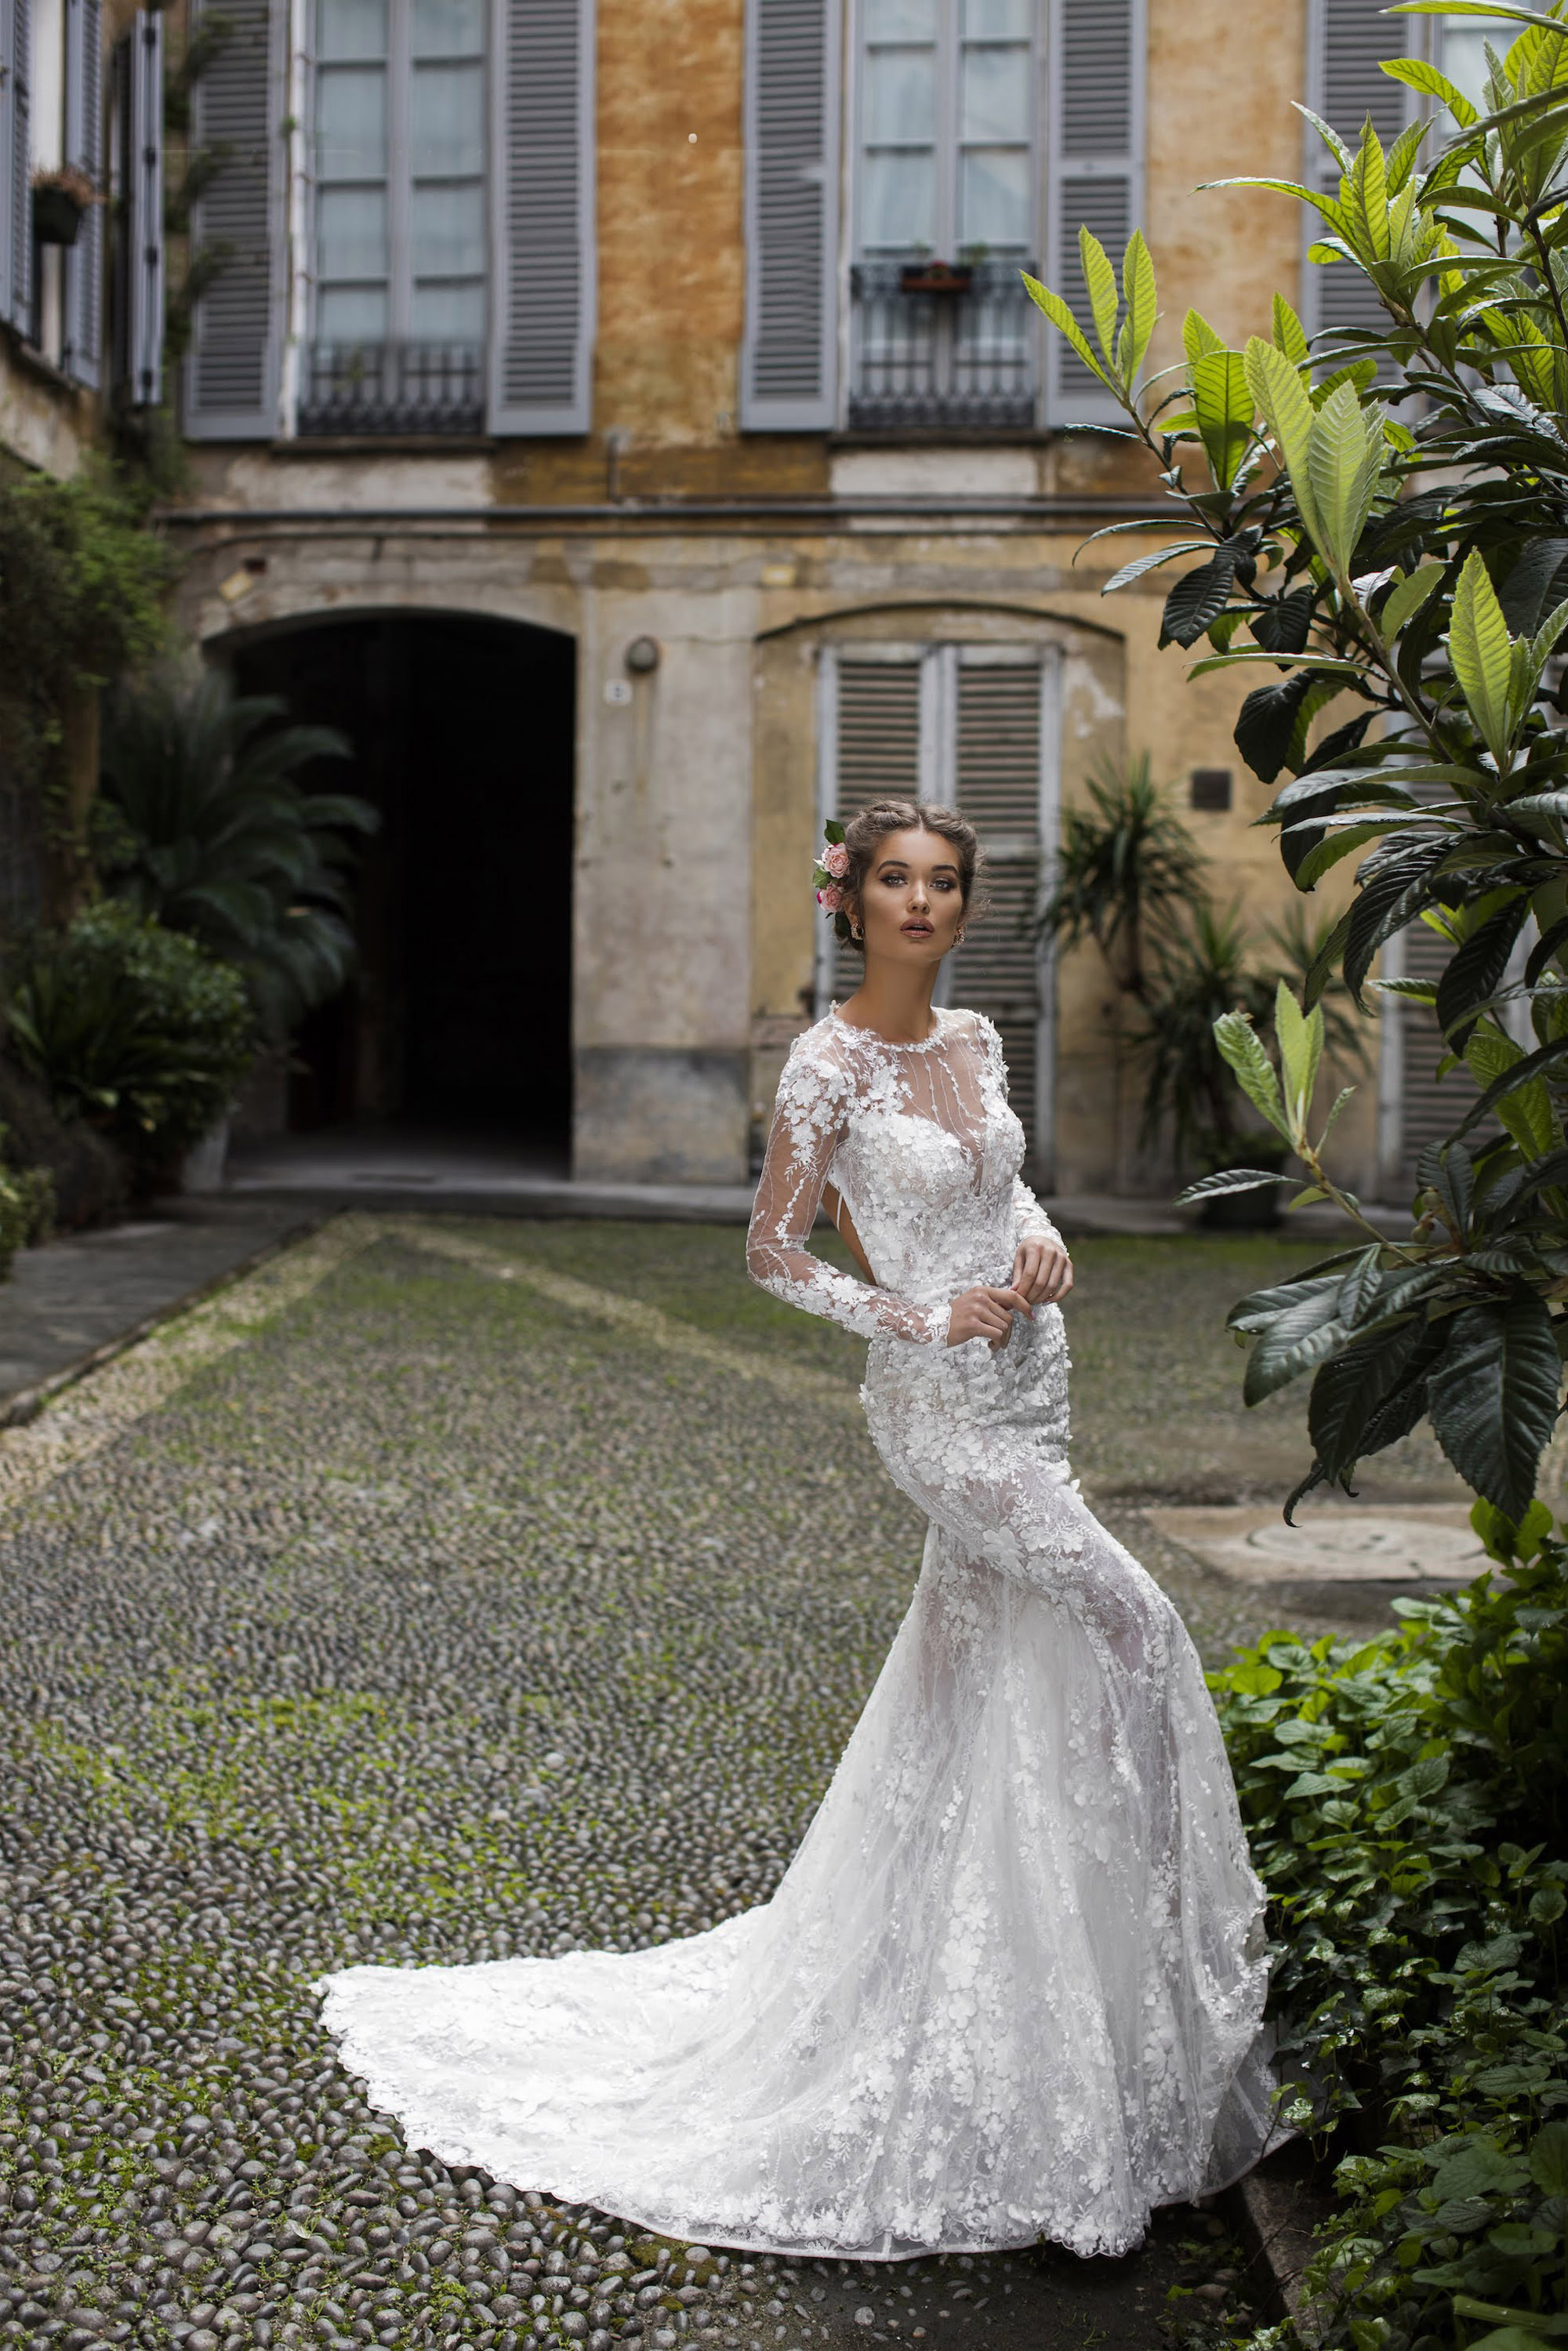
[1021,273,1110,387]
[1274,980,1323,1127]
[1307,1315,1442,1480]
[1305,378,1387,579]
[1245,336,1326,556]
[1450,547,1519,767]
[1466,1023,1558,1157]
[1243,1286,1350,1405]
[1379,561,1445,637]
[1382,52,1480,125]
[1160,551,1238,649]
[1119,229,1157,376]
[1530,2121,1568,2194]
[1080,226,1120,365]
[1214,1010,1292,1141]
[1427,1295,1563,1518]
[1189,349,1253,489]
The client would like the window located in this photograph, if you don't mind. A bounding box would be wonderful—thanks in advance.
[849,0,1038,429]
[304,0,487,433]
[816,643,1059,1170]
[858,0,1035,257]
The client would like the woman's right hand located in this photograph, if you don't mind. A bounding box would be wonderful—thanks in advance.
[946,1284,1032,1351]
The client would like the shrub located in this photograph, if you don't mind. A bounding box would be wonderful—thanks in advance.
[1210,1504,1568,2351]
[3,903,253,1181]
[0,1060,127,1229]
[1020,0,1568,1519]
[98,663,376,1041]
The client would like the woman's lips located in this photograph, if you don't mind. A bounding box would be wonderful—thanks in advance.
[902,920,933,936]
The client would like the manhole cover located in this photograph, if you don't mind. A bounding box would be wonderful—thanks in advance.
[1240,1514,1484,1580]
[1144,1504,1487,1584]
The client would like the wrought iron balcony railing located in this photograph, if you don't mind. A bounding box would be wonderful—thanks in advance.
[297,340,485,437]
[848,258,1039,434]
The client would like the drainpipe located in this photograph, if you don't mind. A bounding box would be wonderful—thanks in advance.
[278,0,310,439]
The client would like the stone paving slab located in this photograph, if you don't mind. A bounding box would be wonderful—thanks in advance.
[0,1200,318,1409]
[0,1213,1276,2351]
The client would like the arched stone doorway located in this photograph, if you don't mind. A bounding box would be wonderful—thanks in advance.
[224,611,574,1151]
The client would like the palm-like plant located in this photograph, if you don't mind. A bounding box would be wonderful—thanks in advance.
[1036,752,1208,996]
[1134,902,1275,1164]
[97,665,378,1039]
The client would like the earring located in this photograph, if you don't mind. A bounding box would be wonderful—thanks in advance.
[955,927,967,945]
[851,924,864,941]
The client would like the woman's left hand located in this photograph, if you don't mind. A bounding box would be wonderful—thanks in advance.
[1011,1238,1073,1307]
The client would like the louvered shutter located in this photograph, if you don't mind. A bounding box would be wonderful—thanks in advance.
[1301,0,1417,349]
[949,658,1047,1151]
[818,656,924,1014]
[185,0,279,439]
[1045,0,1145,426]
[488,0,595,435]
[1392,920,1488,1191]
[1,0,31,335]
[741,0,840,431]
[61,0,103,384]
[122,8,162,405]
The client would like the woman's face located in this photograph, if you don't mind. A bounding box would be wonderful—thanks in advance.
[851,826,966,970]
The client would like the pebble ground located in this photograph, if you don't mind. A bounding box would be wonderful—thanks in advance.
[0,1215,1350,2351]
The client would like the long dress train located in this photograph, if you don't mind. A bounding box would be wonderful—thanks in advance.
[318,1003,1287,2259]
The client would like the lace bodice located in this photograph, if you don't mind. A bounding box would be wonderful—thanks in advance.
[745,1003,1062,1348]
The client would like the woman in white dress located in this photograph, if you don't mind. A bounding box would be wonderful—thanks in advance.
[319,798,1286,2262]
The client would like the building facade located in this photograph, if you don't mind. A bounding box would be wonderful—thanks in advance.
[0,0,1483,1191]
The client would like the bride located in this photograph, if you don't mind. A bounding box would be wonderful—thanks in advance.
[318,796,1287,2261]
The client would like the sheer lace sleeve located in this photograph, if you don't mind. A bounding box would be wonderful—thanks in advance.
[746,1033,951,1345]
[971,1012,1065,1254]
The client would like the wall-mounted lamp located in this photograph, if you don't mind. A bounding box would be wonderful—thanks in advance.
[625,636,661,676]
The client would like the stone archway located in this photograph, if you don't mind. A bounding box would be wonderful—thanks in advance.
[223,609,575,1148]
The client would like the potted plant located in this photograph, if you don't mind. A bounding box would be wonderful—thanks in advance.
[31,166,100,248]
[899,256,973,295]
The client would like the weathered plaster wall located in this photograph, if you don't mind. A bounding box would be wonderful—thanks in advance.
[0,344,94,479]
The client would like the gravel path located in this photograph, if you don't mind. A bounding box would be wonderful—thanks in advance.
[0,1214,1321,2351]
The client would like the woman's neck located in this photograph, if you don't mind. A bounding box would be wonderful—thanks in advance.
[837,962,941,1046]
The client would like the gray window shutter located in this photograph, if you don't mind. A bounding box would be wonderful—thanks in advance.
[488,0,595,436]
[949,657,1046,1150]
[818,655,922,1015]
[1,0,31,336]
[1045,0,1145,427]
[123,7,163,405]
[62,0,103,387]
[1301,0,1417,346]
[741,0,841,432]
[185,0,281,440]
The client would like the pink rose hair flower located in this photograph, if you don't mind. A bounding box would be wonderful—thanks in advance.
[816,883,844,912]
[822,840,850,880]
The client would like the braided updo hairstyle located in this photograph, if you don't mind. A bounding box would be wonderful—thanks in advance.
[838,800,986,955]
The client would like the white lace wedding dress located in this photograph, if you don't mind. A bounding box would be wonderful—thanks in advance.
[318,1003,1286,2260]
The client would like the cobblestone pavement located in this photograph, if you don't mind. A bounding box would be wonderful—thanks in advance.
[0,1214,1381,2350]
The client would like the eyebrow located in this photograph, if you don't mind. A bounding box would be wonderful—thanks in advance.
[875,857,960,876]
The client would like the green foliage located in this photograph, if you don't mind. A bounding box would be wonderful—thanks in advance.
[98,664,376,1040]
[4,902,253,1174]
[1037,759,1365,1173]
[1036,752,1208,994]
[1022,0,1568,1519]
[0,1133,53,1281]
[1209,1507,1568,2351]
[0,465,175,827]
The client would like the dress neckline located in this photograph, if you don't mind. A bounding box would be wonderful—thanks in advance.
[828,1003,952,1054]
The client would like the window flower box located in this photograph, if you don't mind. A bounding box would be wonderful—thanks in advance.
[31,169,100,248]
[898,261,972,296]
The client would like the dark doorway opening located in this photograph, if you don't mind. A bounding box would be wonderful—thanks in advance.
[230,612,574,1152]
